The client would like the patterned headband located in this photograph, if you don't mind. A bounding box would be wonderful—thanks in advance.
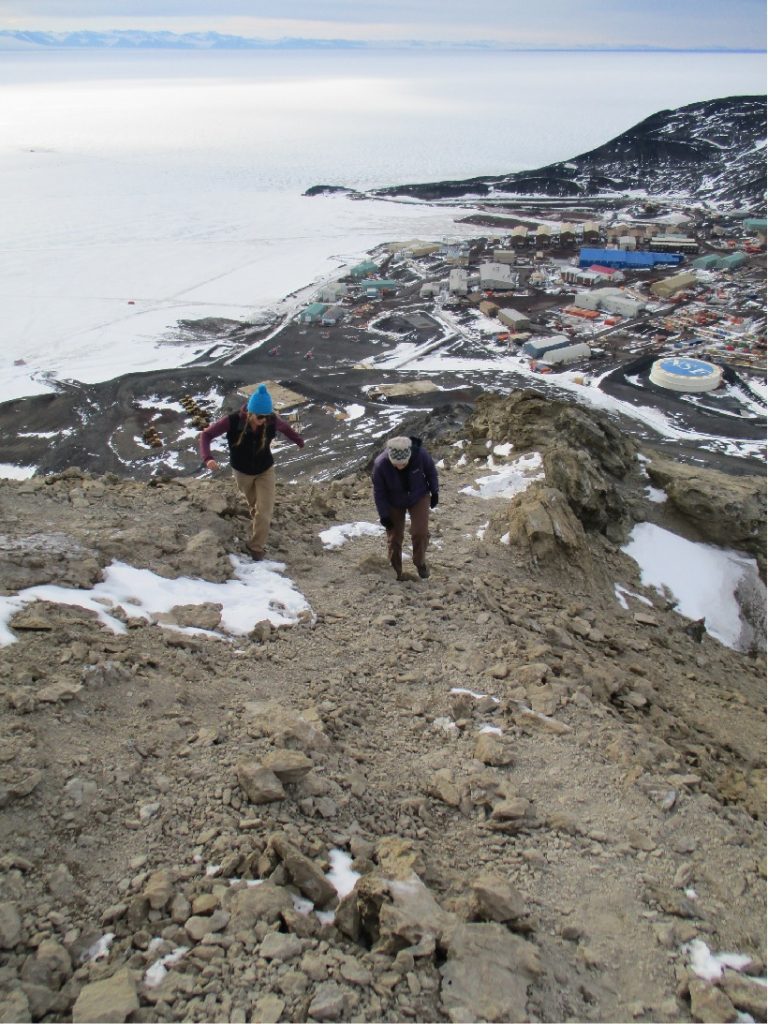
[388,446,411,463]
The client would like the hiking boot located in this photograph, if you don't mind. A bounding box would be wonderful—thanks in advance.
[417,563,430,579]
[246,543,265,561]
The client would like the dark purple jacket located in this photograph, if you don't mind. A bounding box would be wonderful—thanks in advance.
[372,438,439,517]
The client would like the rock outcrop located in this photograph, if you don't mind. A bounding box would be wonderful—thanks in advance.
[645,455,767,573]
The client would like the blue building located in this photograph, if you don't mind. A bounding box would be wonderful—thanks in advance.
[578,248,682,270]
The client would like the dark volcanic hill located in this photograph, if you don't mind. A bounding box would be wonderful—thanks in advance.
[366,95,767,209]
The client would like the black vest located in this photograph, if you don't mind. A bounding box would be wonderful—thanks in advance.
[226,413,277,476]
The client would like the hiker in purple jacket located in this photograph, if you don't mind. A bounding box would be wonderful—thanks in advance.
[199,384,304,560]
[372,436,439,580]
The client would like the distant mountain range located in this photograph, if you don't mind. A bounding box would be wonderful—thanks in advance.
[0,30,762,52]
[0,30,364,50]
[363,96,767,209]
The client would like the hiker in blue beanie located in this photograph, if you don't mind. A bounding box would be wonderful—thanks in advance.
[199,384,305,560]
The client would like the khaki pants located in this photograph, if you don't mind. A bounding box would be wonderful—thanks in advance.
[387,494,431,574]
[233,465,275,554]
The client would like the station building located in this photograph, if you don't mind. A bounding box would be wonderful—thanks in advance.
[578,248,681,270]
[349,260,379,278]
[479,262,518,290]
[297,303,328,324]
[541,341,592,366]
[522,335,572,359]
[498,307,531,330]
[650,271,698,299]
[574,288,645,318]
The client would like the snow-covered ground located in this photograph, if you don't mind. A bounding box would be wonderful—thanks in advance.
[0,555,312,647]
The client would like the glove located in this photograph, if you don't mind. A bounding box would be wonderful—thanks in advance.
[380,516,393,530]
[430,493,439,509]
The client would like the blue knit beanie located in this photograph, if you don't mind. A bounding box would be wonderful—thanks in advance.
[247,384,273,415]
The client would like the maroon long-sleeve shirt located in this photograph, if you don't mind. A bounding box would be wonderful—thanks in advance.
[199,407,304,475]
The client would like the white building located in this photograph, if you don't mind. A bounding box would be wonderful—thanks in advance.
[317,282,348,303]
[479,262,518,291]
[541,341,592,366]
[563,265,625,286]
[561,267,603,287]
[574,287,645,318]
[448,269,469,295]
[498,307,531,330]
[588,265,625,284]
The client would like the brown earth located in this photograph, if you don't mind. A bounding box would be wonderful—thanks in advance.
[0,394,765,1024]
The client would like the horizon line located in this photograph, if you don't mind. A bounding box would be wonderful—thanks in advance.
[0,30,764,54]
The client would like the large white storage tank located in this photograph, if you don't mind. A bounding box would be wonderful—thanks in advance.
[649,357,723,393]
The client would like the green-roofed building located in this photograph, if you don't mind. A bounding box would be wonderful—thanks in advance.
[350,260,378,278]
[297,302,328,324]
[362,279,398,292]
[720,252,748,270]
[692,254,721,270]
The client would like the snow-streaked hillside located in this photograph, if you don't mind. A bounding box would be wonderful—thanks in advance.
[371,96,768,209]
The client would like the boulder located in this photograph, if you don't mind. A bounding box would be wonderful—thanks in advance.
[71,967,139,1024]
[506,484,588,567]
[439,922,541,1023]
[0,988,31,1023]
[143,869,174,910]
[474,732,514,767]
[168,602,222,630]
[688,978,738,1023]
[235,764,285,804]
[227,882,293,928]
[0,902,22,949]
[720,970,767,1019]
[262,749,314,783]
[468,873,528,924]
[243,702,332,752]
[347,869,452,956]
[268,834,337,908]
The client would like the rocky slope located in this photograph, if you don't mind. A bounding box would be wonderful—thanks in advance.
[361,96,767,209]
[0,393,765,1024]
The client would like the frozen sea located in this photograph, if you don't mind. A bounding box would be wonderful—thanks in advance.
[0,48,765,401]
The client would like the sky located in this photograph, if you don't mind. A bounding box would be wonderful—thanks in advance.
[0,0,765,49]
